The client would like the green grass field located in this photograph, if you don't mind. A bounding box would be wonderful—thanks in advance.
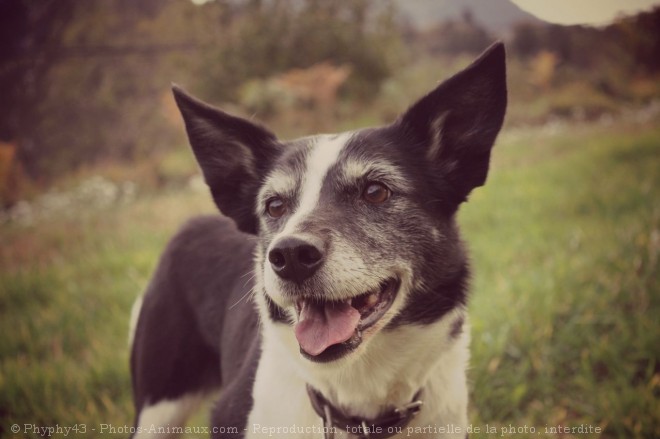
[1,116,658,438]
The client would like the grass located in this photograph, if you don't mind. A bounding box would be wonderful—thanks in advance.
[0,116,658,438]
[462,121,659,437]
[0,190,216,436]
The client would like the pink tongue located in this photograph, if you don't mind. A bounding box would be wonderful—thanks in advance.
[295,301,361,356]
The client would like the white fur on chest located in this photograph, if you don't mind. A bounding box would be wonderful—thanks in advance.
[246,307,470,439]
[245,328,322,439]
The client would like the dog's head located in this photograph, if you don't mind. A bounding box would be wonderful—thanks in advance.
[174,43,506,364]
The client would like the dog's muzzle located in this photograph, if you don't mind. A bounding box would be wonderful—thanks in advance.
[266,234,400,362]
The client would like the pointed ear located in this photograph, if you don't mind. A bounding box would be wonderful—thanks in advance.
[172,85,281,234]
[397,42,507,204]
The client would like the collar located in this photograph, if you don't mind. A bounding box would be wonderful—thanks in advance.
[306,385,423,439]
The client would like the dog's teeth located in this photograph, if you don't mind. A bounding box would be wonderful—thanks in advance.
[365,292,379,307]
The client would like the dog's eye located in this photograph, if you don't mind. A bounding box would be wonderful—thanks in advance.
[362,182,391,204]
[266,197,286,218]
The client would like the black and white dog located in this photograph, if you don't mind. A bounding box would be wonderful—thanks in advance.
[130,43,506,438]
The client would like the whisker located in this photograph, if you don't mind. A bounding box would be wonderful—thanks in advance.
[229,286,256,310]
[242,272,257,289]
[240,269,255,279]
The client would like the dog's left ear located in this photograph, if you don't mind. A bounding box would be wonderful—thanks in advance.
[172,86,281,234]
[398,42,507,204]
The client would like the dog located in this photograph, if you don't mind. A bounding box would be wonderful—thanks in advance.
[129,42,507,438]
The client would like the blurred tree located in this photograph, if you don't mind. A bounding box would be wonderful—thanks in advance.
[511,22,543,59]
[0,0,402,195]
[509,11,660,101]
[0,0,75,179]
[613,7,660,74]
[415,7,493,56]
[0,0,211,185]
[510,9,660,74]
[198,0,402,102]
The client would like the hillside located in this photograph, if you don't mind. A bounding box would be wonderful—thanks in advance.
[392,0,542,34]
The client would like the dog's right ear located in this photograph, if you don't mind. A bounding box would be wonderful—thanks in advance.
[172,86,281,234]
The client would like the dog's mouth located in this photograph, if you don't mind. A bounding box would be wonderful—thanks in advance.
[293,277,399,362]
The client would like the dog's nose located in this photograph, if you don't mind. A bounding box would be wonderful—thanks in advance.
[268,236,324,283]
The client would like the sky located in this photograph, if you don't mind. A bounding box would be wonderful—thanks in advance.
[510,0,660,25]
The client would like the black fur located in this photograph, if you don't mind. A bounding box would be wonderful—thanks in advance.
[130,216,259,433]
